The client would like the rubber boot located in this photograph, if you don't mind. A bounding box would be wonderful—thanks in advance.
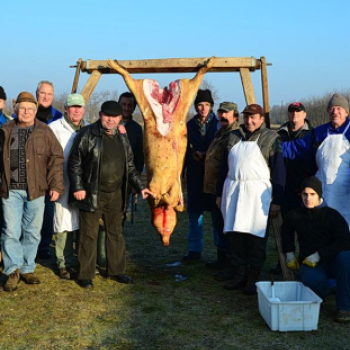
[243,266,260,295]
[224,265,247,290]
[97,229,106,268]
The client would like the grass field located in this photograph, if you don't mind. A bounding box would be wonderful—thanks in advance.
[0,197,349,350]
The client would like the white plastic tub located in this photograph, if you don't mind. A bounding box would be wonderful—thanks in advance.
[256,281,323,332]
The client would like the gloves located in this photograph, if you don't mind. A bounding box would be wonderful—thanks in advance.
[303,252,320,268]
[286,252,299,271]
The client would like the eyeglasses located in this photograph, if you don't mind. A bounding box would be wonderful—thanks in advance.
[38,92,54,97]
[18,107,36,113]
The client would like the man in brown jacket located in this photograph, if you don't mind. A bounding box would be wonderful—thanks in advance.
[0,92,64,292]
[204,102,240,269]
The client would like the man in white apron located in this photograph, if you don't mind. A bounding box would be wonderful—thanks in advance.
[217,104,286,295]
[49,94,86,280]
[283,94,350,228]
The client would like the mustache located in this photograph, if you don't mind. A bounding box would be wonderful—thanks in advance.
[220,118,228,122]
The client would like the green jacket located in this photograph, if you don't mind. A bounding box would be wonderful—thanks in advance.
[204,121,239,195]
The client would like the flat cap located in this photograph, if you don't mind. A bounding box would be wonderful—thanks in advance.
[242,104,264,116]
[100,101,123,116]
[16,92,37,105]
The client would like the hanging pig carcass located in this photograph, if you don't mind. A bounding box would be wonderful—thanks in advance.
[107,57,215,246]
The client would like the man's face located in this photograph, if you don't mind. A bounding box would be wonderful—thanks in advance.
[196,102,211,120]
[288,109,306,126]
[99,112,121,133]
[65,105,85,126]
[0,99,5,110]
[17,102,37,126]
[119,97,136,119]
[329,105,348,129]
[243,113,264,132]
[302,187,321,209]
[218,110,236,129]
[37,83,54,108]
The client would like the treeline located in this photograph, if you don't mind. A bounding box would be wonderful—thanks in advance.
[270,89,350,127]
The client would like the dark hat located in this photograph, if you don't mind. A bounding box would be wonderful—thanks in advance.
[242,104,264,116]
[300,176,323,198]
[194,89,214,105]
[100,101,123,116]
[327,93,349,114]
[16,92,37,105]
[218,102,239,116]
[0,86,7,100]
[288,102,306,112]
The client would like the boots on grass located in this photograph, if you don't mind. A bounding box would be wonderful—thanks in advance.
[224,265,247,290]
[243,266,260,295]
[4,268,20,292]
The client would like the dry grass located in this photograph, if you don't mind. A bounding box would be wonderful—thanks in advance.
[0,198,349,350]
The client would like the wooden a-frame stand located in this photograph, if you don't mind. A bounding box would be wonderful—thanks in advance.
[70,56,293,280]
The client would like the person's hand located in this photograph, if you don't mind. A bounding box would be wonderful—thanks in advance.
[303,252,320,268]
[216,197,222,209]
[269,204,280,219]
[49,190,60,202]
[286,252,299,271]
[73,190,86,201]
[118,124,126,134]
[141,188,154,199]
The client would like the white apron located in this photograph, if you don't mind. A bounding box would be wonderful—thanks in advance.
[49,118,80,232]
[221,139,272,237]
[315,122,350,228]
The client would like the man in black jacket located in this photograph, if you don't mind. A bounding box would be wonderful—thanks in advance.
[68,101,152,289]
[282,176,350,323]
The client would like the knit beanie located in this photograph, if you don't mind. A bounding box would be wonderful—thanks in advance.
[327,93,349,114]
[0,86,6,100]
[300,176,323,198]
[194,89,214,105]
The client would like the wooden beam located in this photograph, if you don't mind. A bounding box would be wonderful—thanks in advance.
[79,57,268,74]
[80,70,102,103]
[239,68,256,105]
[71,58,82,94]
[260,56,270,128]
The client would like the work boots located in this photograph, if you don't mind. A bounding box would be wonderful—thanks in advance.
[224,265,247,290]
[243,266,261,295]
[4,269,20,292]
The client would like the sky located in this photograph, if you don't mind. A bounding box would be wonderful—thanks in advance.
[2,0,350,112]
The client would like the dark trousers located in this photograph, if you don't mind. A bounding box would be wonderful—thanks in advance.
[228,231,269,269]
[210,195,229,252]
[38,193,54,253]
[300,251,350,310]
[78,190,125,280]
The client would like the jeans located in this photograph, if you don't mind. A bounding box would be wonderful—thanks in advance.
[38,193,54,254]
[299,251,350,310]
[55,230,78,269]
[1,190,45,275]
[187,210,219,253]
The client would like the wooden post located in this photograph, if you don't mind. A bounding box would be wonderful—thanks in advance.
[71,58,82,94]
[270,214,295,281]
[239,68,256,105]
[260,56,270,128]
[80,70,102,103]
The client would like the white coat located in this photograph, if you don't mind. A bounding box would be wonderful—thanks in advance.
[221,140,272,237]
[316,122,350,228]
[49,117,81,232]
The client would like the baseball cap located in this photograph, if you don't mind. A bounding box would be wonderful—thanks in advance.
[288,102,306,112]
[65,94,85,107]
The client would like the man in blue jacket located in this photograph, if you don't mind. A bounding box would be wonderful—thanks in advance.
[283,94,350,228]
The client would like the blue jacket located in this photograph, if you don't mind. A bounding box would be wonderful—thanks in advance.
[0,112,11,126]
[283,118,350,161]
[12,106,62,124]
